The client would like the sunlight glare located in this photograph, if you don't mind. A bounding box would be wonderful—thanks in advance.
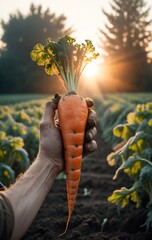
[83,61,98,79]
[78,60,102,98]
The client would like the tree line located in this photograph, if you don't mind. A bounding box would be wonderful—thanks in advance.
[0,1,152,93]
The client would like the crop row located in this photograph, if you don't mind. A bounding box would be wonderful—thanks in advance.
[95,94,152,230]
[0,100,46,186]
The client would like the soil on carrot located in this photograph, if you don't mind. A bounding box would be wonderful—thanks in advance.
[22,123,152,240]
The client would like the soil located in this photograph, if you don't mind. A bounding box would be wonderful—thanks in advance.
[22,123,152,240]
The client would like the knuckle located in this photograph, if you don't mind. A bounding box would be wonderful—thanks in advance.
[46,102,51,108]
[87,140,97,152]
[87,111,97,128]
[92,140,97,150]
[85,131,91,141]
[86,127,97,141]
[83,140,97,156]
[85,98,94,108]
[90,109,97,119]
[40,121,51,131]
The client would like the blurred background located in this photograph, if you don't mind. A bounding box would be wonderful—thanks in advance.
[0,0,152,95]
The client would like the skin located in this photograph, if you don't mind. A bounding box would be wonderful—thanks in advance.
[2,99,97,240]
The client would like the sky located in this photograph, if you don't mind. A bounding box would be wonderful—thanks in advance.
[0,0,152,52]
[0,0,152,61]
[0,0,152,94]
[0,0,110,49]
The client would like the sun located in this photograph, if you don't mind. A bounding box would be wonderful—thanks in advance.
[78,60,102,97]
[83,61,98,79]
[78,60,102,96]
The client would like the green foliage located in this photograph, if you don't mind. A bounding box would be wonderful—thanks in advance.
[0,94,48,105]
[108,183,141,209]
[113,123,136,140]
[142,211,152,231]
[24,126,39,160]
[0,131,30,186]
[31,35,99,93]
[105,101,152,230]
[0,98,47,185]
[139,165,152,197]
[11,148,30,177]
[12,110,32,126]
[0,163,15,187]
[95,95,134,147]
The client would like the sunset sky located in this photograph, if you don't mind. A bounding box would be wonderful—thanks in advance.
[0,0,152,94]
[1,0,152,51]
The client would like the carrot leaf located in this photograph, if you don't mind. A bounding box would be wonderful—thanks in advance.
[31,35,99,93]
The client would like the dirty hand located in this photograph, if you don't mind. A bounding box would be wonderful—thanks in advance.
[38,97,97,174]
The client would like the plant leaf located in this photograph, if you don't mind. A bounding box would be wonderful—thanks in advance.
[10,148,30,176]
[0,163,15,186]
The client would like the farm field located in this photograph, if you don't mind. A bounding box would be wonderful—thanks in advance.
[0,94,50,105]
[22,127,152,240]
[0,93,152,239]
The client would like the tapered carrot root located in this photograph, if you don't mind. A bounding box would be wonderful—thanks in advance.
[58,93,88,234]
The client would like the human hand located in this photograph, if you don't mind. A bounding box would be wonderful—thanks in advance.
[38,95,97,174]
[38,101,63,174]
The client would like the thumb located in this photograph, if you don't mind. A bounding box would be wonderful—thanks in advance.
[41,102,57,127]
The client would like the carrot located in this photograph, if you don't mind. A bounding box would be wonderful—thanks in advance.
[31,35,99,234]
[58,94,88,233]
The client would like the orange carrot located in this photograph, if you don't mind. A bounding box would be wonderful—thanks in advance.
[31,35,99,234]
[58,94,88,233]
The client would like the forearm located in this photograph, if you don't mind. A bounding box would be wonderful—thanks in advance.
[4,157,59,240]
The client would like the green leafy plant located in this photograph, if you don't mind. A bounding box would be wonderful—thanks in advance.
[94,95,134,146]
[0,100,47,185]
[12,110,32,126]
[107,102,152,230]
[0,131,30,186]
[31,35,99,92]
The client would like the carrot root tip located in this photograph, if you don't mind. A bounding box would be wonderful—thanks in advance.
[59,214,71,237]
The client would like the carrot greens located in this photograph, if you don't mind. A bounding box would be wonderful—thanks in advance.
[30,35,99,93]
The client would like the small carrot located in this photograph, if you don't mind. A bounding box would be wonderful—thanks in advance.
[31,35,99,234]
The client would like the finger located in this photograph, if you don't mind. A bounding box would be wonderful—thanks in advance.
[41,102,57,126]
[85,98,94,108]
[55,119,60,129]
[83,140,97,156]
[85,127,97,141]
[86,109,97,129]
[52,93,61,107]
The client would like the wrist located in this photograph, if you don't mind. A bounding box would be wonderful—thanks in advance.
[36,153,63,175]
